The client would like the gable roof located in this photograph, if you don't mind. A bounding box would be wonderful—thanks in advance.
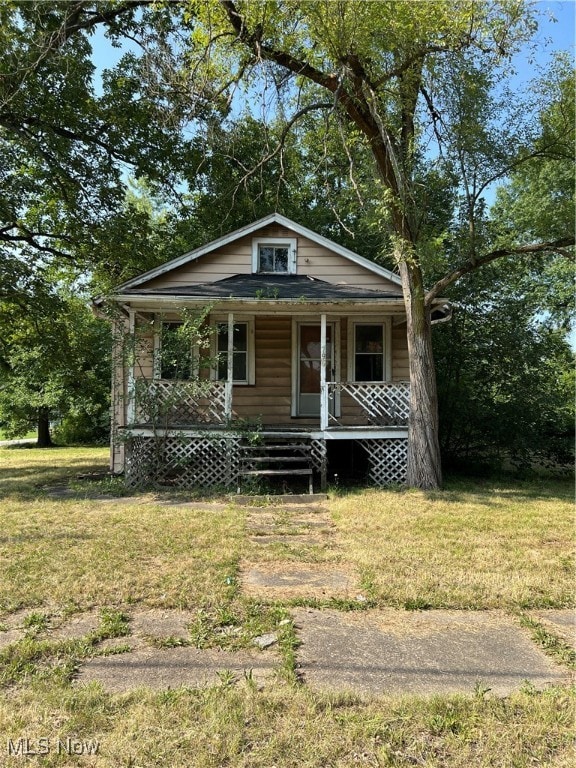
[117,213,402,291]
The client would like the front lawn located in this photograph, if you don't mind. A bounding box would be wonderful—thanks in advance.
[0,446,573,768]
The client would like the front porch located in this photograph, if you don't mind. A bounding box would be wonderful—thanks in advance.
[123,378,410,491]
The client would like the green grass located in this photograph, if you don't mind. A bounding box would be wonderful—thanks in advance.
[0,447,574,767]
[330,480,575,610]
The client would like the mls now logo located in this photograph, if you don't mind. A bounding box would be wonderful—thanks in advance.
[7,737,99,756]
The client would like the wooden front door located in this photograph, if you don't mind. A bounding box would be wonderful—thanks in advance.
[297,323,334,416]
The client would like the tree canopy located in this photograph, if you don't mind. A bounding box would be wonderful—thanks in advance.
[0,0,572,476]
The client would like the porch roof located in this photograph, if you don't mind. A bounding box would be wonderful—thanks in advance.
[120,274,403,301]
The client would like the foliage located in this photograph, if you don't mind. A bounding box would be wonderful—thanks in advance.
[0,285,110,445]
[0,1,210,270]
[433,55,574,471]
[434,261,574,470]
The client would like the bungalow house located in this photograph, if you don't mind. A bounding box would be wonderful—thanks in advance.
[97,213,447,491]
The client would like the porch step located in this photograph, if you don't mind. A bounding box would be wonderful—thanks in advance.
[241,443,311,452]
[238,468,313,477]
[243,456,309,464]
[237,436,315,494]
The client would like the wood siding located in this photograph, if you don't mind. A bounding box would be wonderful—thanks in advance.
[140,224,398,292]
[230,314,408,425]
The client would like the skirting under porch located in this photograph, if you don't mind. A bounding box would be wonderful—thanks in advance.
[123,430,408,491]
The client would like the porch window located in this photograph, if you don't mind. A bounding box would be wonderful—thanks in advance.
[252,237,297,274]
[212,318,255,385]
[350,322,390,382]
[159,322,194,380]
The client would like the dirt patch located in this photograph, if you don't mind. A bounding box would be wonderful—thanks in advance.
[0,628,24,649]
[292,608,570,696]
[76,646,278,692]
[241,562,358,600]
[130,609,195,641]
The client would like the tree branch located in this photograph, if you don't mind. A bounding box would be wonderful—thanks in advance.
[425,238,575,305]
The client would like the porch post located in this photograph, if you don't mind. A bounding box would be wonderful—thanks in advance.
[320,313,328,431]
[127,308,136,425]
[225,312,234,422]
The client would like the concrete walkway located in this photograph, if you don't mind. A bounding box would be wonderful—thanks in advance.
[1,605,572,696]
[1,499,573,696]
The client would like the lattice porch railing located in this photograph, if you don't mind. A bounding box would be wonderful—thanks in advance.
[134,379,228,426]
[324,381,410,428]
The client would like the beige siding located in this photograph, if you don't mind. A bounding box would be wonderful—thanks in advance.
[231,315,316,425]
[392,326,409,381]
[139,223,399,292]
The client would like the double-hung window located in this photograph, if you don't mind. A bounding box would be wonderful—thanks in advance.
[252,238,297,274]
[348,320,391,382]
[212,317,255,385]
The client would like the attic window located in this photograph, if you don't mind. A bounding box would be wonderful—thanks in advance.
[252,237,296,274]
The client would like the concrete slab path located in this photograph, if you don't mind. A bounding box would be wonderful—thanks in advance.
[241,563,358,600]
[76,646,277,692]
[293,608,570,696]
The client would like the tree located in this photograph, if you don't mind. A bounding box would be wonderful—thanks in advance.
[173,0,573,487]
[434,261,574,470]
[0,283,111,446]
[432,54,574,471]
[0,1,216,444]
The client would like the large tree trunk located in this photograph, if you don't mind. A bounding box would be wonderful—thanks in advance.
[37,407,53,448]
[398,259,442,489]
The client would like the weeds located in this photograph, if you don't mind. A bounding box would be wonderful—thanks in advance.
[517,613,576,669]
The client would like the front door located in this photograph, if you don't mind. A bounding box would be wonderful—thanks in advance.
[297,324,334,416]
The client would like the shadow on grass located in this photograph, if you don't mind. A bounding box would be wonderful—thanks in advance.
[0,446,110,499]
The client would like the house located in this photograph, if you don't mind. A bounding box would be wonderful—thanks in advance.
[98,213,447,491]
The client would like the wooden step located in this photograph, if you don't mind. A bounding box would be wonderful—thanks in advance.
[241,443,311,452]
[238,468,313,477]
[240,456,310,464]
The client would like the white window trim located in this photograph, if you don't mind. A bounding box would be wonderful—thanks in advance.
[210,314,255,386]
[347,317,392,382]
[252,237,297,274]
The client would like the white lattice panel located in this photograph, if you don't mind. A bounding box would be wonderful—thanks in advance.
[125,436,240,488]
[358,438,408,486]
[135,380,226,425]
[310,439,327,473]
[328,382,410,427]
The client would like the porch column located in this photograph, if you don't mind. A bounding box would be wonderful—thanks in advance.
[225,312,234,422]
[320,313,328,431]
[127,308,136,425]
